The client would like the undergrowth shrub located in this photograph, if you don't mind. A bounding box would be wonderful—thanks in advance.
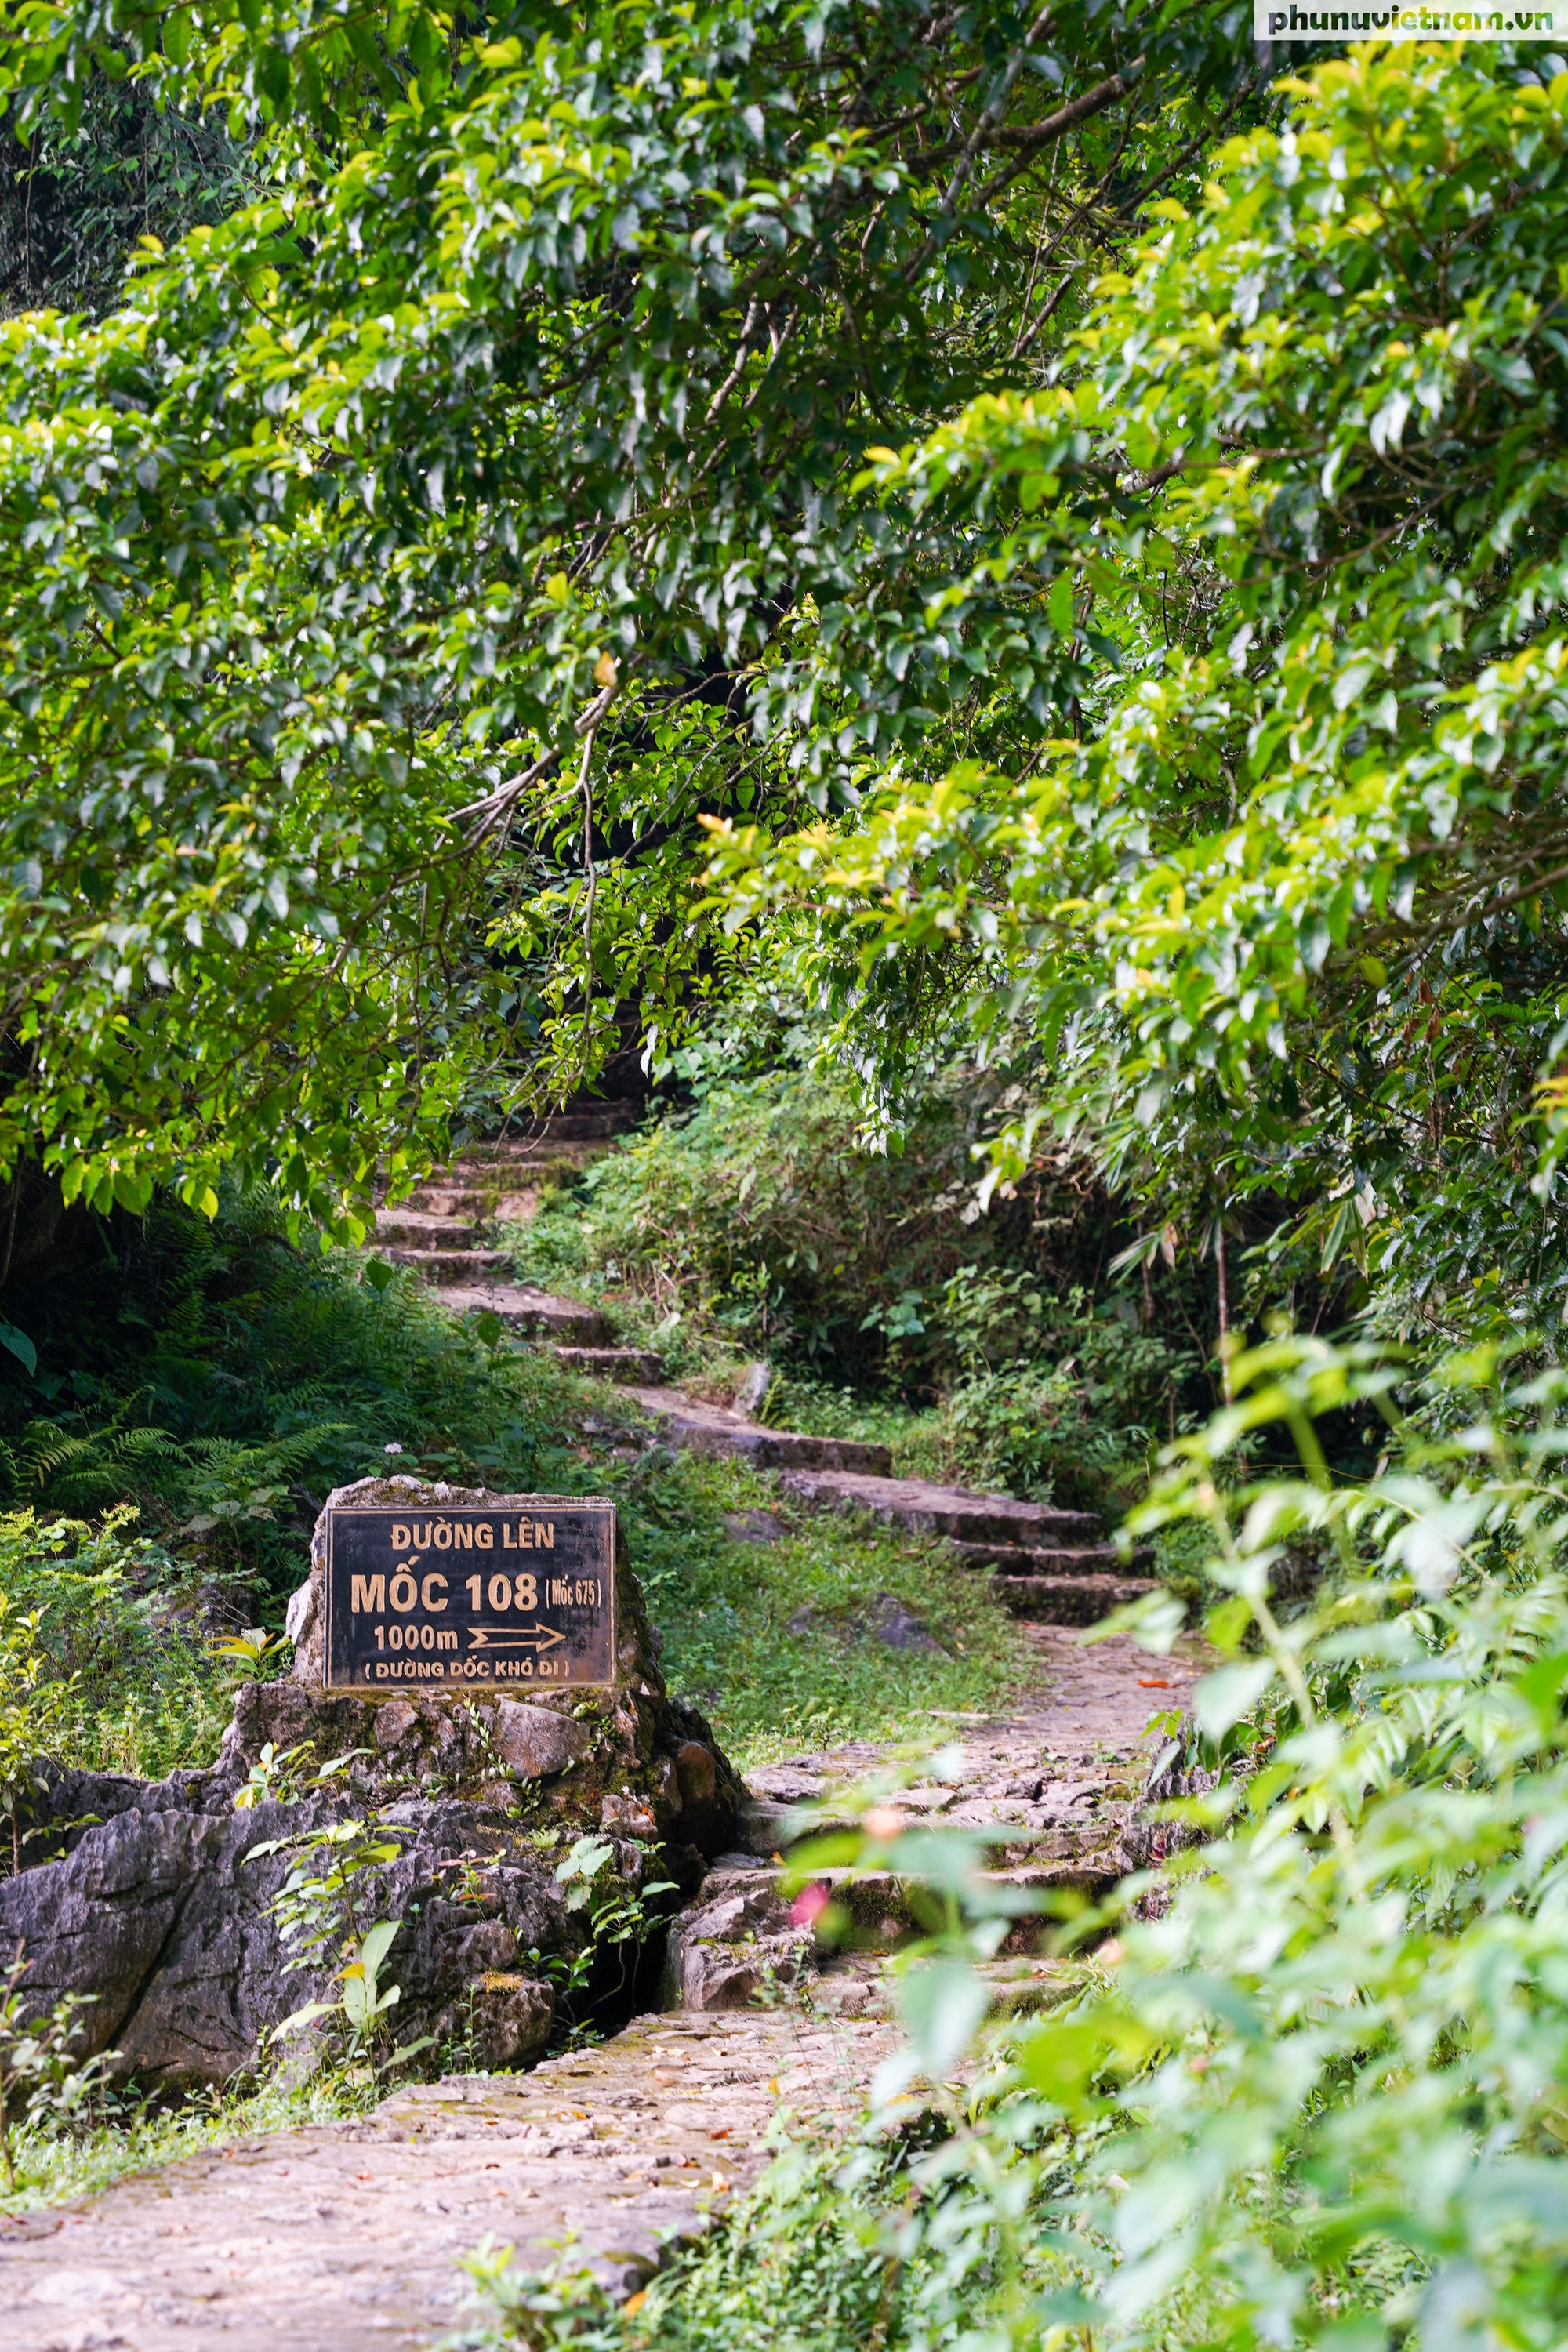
[507,1067,1195,1508]
[0,2067,375,2215]
[0,1186,606,1610]
[763,1289,1189,1512]
[504,1067,1132,1393]
[928,1288,1187,1509]
[0,1510,227,1784]
[728,1337,1568,2352]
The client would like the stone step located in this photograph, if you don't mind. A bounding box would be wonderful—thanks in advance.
[532,1108,639,1142]
[946,1526,1106,1566]
[776,1466,1104,1549]
[990,1573,1158,1624]
[554,1345,666,1383]
[818,1854,1126,1930]
[451,1135,558,1157]
[374,1210,483,1248]
[718,1428,894,1475]
[405,1185,542,1218]
[441,1286,612,1344]
[964,1544,1149,1577]
[453,1108,637,1152]
[624,1388,893,1476]
[383,1246,515,1286]
[446,1146,593,1178]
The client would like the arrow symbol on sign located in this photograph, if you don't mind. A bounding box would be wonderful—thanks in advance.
[466,1623,567,1654]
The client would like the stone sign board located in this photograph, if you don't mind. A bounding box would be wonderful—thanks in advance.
[321,1497,615,1694]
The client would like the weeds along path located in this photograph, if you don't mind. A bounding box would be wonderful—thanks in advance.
[0,1634,1196,2352]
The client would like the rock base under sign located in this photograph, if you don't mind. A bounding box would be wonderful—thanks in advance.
[0,1482,743,2091]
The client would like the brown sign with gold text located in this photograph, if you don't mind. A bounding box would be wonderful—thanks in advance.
[321,1500,615,1693]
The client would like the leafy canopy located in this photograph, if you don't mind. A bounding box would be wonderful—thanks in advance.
[713,45,1568,1339]
[0,0,1243,1228]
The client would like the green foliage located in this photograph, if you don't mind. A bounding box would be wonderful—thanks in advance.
[209,1626,293,1682]
[941,1358,1139,1515]
[248,1809,415,2060]
[0,0,1254,1221]
[771,1336,1186,1517]
[711,47,1568,1352]
[0,1421,187,1515]
[0,1588,75,1874]
[550,1835,678,2004]
[0,1956,121,2197]
[230,1736,340,1809]
[451,2238,628,2352]
[506,1066,1058,1386]
[0,1186,606,1602]
[554,1835,625,1918]
[0,1508,231,1782]
[0,75,256,316]
[625,2144,899,2352]
[516,1080,1192,1506]
[720,1337,1568,2352]
[452,2145,898,2349]
[175,1432,347,1563]
[253,1810,405,1976]
[933,1280,1188,1508]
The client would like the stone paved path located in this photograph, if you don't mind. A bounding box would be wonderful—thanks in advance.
[0,2006,896,2352]
[746,1625,1203,1917]
[0,1628,1200,2352]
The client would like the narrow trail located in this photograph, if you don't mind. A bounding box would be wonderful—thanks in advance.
[375,1116,1157,1628]
[0,1634,1200,2352]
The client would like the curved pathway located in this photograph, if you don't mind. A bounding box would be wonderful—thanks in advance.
[0,1632,1200,2351]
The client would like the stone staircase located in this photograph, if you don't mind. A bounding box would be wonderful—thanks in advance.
[775,1466,1155,1626]
[376,1124,1158,1628]
[375,1108,661,1378]
[624,1390,1155,1625]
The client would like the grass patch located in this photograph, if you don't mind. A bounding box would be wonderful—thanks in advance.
[614,1449,1029,1766]
[0,2066,376,2216]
